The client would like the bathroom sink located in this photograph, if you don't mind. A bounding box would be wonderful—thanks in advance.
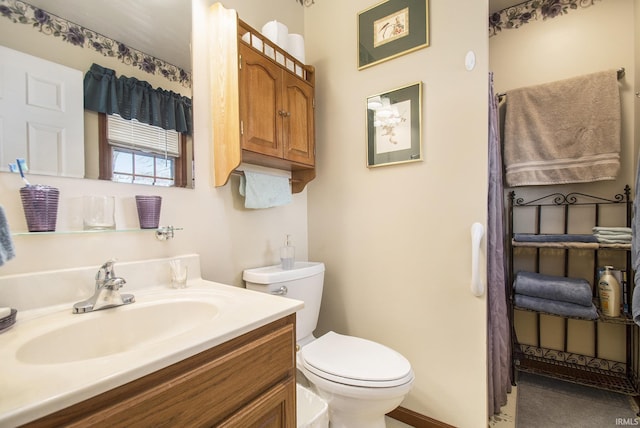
[0,257,304,428]
[16,299,219,364]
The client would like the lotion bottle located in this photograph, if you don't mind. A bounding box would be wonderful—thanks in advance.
[599,266,621,317]
[280,234,295,270]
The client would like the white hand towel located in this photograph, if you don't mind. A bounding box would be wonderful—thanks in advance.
[239,171,292,209]
[0,206,15,266]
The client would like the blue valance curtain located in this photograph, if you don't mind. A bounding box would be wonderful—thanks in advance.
[83,63,192,135]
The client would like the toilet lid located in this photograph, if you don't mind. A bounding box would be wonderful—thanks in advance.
[300,331,413,388]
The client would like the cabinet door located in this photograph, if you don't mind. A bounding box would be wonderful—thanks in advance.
[282,72,315,166]
[219,380,296,428]
[239,45,283,158]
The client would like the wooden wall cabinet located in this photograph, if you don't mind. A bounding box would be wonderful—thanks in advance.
[25,315,297,428]
[210,3,316,193]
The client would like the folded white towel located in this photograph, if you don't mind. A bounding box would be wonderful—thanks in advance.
[593,226,632,234]
[595,236,632,244]
[594,232,631,237]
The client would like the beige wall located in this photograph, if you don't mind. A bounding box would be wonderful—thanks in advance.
[305,1,489,426]
[490,1,637,366]
[490,0,636,200]
[1,1,492,426]
[0,0,309,287]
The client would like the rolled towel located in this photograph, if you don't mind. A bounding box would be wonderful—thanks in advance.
[514,271,593,307]
[514,233,598,243]
[515,294,598,320]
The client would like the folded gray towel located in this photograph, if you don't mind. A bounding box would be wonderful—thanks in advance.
[515,294,598,320]
[514,271,593,307]
[0,206,15,266]
[513,234,598,243]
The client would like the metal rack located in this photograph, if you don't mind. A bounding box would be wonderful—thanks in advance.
[507,185,640,398]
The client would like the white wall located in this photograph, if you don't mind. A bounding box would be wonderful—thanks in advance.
[305,1,490,426]
[0,1,492,426]
[0,0,308,287]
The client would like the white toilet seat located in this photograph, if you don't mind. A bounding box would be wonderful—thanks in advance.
[299,331,414,388]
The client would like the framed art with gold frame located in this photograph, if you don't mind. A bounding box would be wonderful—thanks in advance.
[358,0,429,70]
[366,82,422,167]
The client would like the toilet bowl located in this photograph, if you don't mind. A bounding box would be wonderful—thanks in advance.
[243,262,414,428]
[299,331,414,428]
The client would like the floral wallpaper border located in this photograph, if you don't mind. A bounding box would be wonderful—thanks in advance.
[489,0,602,37]
[0,0,191,88]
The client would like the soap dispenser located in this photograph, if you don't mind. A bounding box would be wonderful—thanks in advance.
[598,266,621,317]
[280,234,295,270]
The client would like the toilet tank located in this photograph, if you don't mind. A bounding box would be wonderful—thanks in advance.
[243,262,325,344]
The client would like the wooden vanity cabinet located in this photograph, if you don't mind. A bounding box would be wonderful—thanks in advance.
[24,315,297,428]
[210,3,316,193]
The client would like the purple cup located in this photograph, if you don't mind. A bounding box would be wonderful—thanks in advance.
[20,185,59,232]
[135,195,162,229]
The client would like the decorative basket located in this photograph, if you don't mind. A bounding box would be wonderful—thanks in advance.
[0,309,17,333]
[135,195,162,229]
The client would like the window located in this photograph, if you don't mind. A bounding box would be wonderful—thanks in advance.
[99,113,190,187]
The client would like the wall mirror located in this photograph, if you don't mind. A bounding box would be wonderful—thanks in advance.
[0,0,194,188]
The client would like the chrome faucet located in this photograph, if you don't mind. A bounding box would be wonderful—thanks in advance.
[73,260,135,314]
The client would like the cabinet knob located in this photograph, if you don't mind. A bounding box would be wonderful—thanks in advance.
[278,110,291,118]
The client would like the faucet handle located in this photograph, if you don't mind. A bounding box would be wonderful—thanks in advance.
[96,259,118,283]
[103,277,126,291]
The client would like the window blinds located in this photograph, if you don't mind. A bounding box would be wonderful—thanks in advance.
[107,114,180,156]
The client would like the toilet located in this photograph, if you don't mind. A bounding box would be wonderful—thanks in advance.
[243,262,415,428]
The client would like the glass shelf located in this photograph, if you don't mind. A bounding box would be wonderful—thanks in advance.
[13,226,182,238]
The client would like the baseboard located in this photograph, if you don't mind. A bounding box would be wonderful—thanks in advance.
[387,407,455,428]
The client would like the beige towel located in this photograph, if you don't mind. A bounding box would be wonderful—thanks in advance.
[504,70,621,187]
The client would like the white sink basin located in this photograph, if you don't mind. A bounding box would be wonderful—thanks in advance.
[16,299,219,364]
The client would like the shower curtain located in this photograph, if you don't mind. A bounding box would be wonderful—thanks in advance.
[487,72,511,415]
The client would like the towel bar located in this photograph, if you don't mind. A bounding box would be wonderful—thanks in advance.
[230,170,298,183]
[497,67,625,101]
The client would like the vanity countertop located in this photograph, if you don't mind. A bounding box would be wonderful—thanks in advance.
[0,278,303,427]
